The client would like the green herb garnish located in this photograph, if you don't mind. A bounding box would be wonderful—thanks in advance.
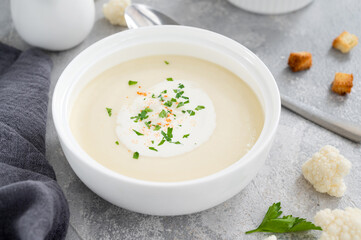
[149,147,158,152]
[245,202,322,234]
[176,91,184,98]
[177,102,185,108]
[153,125,161,131]
[178,83,184,89]
[195,105,205,111]
[167,77,173,81]
[106,108,112,117]
[161,90,167,94]
[164,101,173,107]
[187,110,195,116]
[130,108,153,122]
[159,110,167,118]
[158,139,166,146]
[152,94,156,98]
[145,121,152,129]
[133,152,139,159]
[183,134,190,138]
[115,141,119,145]
[174,141,181,144]
[132,129,144,136]
[128,80,138,86]
[164,60,169,65]
[171,98,177,102]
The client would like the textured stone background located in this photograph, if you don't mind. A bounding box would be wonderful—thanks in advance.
[1,0,360,239]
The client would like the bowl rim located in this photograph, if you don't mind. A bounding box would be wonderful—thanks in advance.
[52,25,281,188]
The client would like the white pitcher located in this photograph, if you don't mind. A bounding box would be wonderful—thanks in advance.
[11,0,95,51]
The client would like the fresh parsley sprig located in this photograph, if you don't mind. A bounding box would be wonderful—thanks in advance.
[245,202,322,234]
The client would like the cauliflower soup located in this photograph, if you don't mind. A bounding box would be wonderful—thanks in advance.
[70,55,264,182]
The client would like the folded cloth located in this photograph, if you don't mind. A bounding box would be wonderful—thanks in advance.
[0,43,69,240]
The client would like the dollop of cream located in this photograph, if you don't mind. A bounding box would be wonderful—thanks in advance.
[116,80,216,157]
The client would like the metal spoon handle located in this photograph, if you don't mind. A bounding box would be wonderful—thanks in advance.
[281,95,361,142]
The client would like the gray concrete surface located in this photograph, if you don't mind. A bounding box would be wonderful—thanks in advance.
[1,0,360,239]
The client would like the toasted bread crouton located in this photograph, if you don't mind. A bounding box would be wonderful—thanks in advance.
[332,31,358,53]
[332,73,353,95]
[288,52,312,72]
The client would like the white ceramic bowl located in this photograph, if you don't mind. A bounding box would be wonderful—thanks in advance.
[53,26,280,216]
[228,0,314,15]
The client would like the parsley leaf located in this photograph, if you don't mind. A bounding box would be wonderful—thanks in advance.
[177,102,185,108]
[128,80,138,86]
[167,77,173,81]
[187,110,195,116]
[159,110,167,118]
[153,125,161,131]
[132,129,144,136]
[245,202,322,234]
[106,108,112,117]
[195,105,205,111]
[164,101,173,107]
[158,139,166,146]
[115,141,119,145]
[133,152,139,159]
[164,60,169,65]
[183,134,190,138]
[149,147,158,152]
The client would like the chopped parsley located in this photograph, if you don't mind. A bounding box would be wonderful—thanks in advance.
[171,98,177,102]
[164,101,173,107]
[115,141,119,145]
[159,110,167,118]
[133,129,144,136]
[145,121,152,129]
[161,90,167,94]
[195,105,205,111]
[164,60,169,65]
[176,91,184,98]
[130,107,152,122]
[187,110,195,116]
[153,125,161,131]
[152,94,156,98]
[178,83,184,89]
[177,102,185,108]
[128,80,138,86]
[149,147,158,152]
[133,152,139,159]
[158,139,166,146]
[106,108,112,117]
[167,77,173,81]
[183,134,190,138]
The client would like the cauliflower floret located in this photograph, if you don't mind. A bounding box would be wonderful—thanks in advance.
[314,207,361,240]
[103,0,131,27]
[302,145,351,197]
[264,235,277,240]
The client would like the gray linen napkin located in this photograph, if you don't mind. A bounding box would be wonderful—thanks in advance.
[0,43,69,240]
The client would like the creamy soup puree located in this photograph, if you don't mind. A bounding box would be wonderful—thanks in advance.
[70,55,264,182]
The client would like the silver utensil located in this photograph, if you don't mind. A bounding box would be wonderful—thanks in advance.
[124,4,361,143]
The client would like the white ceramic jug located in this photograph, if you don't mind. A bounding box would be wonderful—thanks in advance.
[11,0,95,51]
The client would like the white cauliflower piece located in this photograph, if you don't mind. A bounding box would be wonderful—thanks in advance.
[314,207,361,240]
[103,0,131,27]
[302,145,351,197]
[264,235,277,240]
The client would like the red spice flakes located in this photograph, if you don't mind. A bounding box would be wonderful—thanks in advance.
[136,91,147,96]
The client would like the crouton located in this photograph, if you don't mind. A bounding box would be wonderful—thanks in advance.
[288,52,312,72]
[331,72,353,95]
[332,31,358,53]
